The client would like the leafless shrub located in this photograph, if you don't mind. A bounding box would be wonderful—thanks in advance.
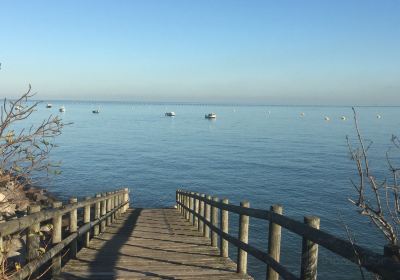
[347,107,399,247]
[0,85,68,186]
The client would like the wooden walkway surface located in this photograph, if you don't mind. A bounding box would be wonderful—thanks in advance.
[57,208,253,279]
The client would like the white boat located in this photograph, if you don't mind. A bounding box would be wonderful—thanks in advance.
[165,112,176,117]
[324,116,330,121]
[59,106,66,112]
[15,105,23,111]
[92,109,100,114]
[341,116,346,120]
[46,103,52,108]
[377,114,382,119]
[205,113,217,119]
[300,112,305,117]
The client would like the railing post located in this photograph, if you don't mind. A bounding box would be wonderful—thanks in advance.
[198,194,205,233]
[27,205,41,263]
[110,192,115,224]
[178,190,183,214]
[101,193,107,232]
[106,192,112,226]
[211,196,219,247]
[52,201,63,276]
[116,192,121,218]
[84,196,91,247]
[189,192,194,224]
[123,187,129,212]
[267,204,283,280]
[221,198,229,258]
[300,216,320,280]
[69,197,78,259]
[185,192,190,220]
[237,201,250,274]
[175,190,179,211]
[94,193,101,236]
[194,192,199,227]
[114,192,119,219]
[204,195,211,238]
[179,190,185,216]
[182,192,186,218]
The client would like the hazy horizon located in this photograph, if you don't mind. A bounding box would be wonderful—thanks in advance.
[1,0,399,105]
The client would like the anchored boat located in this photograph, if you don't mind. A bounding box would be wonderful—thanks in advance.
[205,113,217,119]
[165,112,176,117]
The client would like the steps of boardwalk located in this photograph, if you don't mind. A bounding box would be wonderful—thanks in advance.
[57,208,253,279]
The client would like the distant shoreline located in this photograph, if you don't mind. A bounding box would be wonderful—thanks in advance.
[23,99,400,108]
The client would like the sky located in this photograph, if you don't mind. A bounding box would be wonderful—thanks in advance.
[0,0,399,105]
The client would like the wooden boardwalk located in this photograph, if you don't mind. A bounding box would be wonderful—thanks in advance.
[57,208,253,279]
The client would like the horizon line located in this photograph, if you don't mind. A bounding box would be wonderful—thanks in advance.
[22,98,400,108]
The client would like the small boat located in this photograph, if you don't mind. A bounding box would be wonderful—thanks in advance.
[300,112,305,117]
[205,113,217,119]
[59,106,66,112]
[377,114,382,119]
[92,109,100,114]
[324,116,330,121]
[341,116,346,121]
[165,112,176,117]
[15,105,23,111]
[46,103,52,108]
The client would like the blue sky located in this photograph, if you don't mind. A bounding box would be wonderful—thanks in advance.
[0,0,399,105]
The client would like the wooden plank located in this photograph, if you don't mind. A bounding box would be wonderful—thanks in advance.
[58,208,253,279]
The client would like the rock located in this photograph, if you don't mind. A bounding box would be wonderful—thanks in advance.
[34,193,48,203]
[0,192,6,202]
[16,199,30,212]
[6,181,15,190]
[0,202,16,216]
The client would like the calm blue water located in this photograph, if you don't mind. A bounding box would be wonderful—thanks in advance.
[30,103,399,279]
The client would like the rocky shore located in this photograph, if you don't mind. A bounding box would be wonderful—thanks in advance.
[0,175,56,221]
[0,175,58,270]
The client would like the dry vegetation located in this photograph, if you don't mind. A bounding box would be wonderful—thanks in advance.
[347,108,399,261]
[0,85,67,278]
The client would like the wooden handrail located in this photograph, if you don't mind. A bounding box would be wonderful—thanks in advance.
[10,200,129,280]
[176,189,400,280]
[177,199,298,280]
[1,188,130,279]
[0,189,127,236]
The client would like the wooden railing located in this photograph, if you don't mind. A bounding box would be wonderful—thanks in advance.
[0,188,130,280]
[176,189,400,280]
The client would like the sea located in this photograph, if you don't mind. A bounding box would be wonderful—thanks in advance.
[27,102,399,279]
